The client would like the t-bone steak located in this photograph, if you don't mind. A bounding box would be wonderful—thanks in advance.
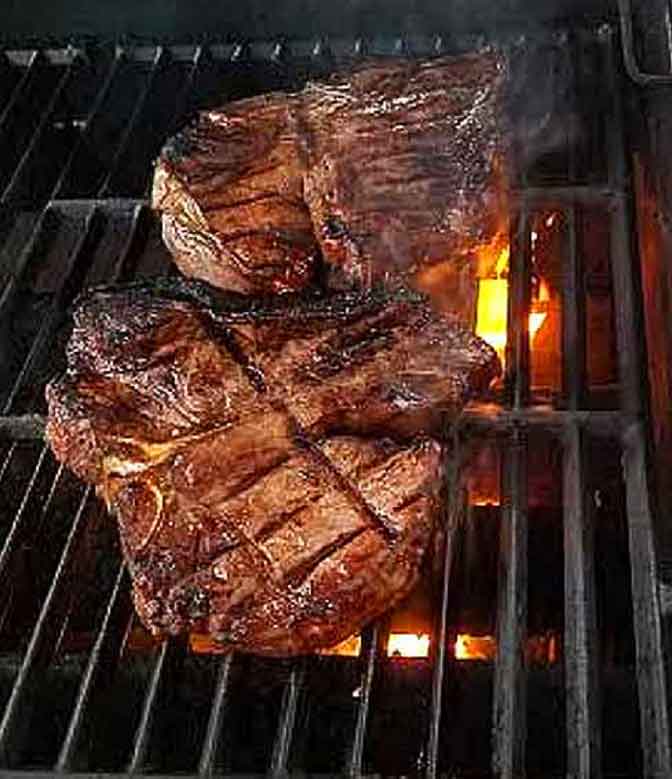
[152,49,508,315]
[45,278,500,654]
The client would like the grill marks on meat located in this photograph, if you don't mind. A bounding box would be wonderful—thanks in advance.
[153,50,508,306]
[153,95,318,294]
[302,53,508,290]
[45,279,499,654]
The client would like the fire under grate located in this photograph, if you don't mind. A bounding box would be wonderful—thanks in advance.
[0,22,670,779]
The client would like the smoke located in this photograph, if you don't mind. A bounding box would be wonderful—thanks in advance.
[504,34,588,180]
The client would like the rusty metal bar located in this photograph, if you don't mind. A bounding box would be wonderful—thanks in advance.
[505,210,531,409]
[426,428,463,779]
[492,430,528,778]
[602,24,672,776]
[563,421,601,778]
[562,206,587,409]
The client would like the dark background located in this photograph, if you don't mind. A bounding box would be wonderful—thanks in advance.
[1,0,614,43]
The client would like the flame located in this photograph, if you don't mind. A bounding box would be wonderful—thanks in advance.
[387,633,431,658]
[319,634,362,657]
[470,496,501,507]
[475,244,549,364]
[455,632,559,664]
[455,633,497,661]
[475,277,509,362]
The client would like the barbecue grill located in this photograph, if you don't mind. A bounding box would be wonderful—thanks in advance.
[0,0,671,776]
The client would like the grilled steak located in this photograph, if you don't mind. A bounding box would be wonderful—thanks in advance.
[302,51,508,291]
[45,278,499,654]
[153,94,318,295]
[153,50,508,316]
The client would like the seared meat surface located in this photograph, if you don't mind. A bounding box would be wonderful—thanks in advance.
[153,50,507,312]
[45,278,499,654]
[153,95,318,295]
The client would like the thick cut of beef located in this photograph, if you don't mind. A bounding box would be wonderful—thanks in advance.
[45,279,499,654]
[153,50,508,318]
[302,51,508,295]
[153,94,319,294]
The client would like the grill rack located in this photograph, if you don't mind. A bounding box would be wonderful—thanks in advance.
[0,24,668,778]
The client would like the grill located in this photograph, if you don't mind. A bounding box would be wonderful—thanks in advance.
[0,7,670,778]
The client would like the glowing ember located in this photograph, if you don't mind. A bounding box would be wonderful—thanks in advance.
[387,633,431,658]
[189,633,227,654]
[454,633,497,661]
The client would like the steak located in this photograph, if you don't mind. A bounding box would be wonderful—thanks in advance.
[45,278,500,654]
[302,51,508,293]
[153,50,508,318]
[153,95,319,295]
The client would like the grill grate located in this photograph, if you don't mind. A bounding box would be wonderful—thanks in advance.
[0,24,669,778]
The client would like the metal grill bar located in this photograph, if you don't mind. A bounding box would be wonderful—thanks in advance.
[50,51,124,201]
[127,639,172,773]
[0,485,93,766]
[563,422,601,777]
[562,206,587,408]
[0,50,39,136]
[198,654,234,777]
[55,561,130,772]
[514,185,626,205]
[270,664,305,776]
[0,414,45,438]
[1,205,99,412]
[165,45,203,137]
[0,445,51,585]
[1,53,77,204]
[492,194,531,777]
[505,210,531,409]
[0,206,48,318]
[603,25,672,776]
[426,429,462,779]
[138,45,203,200]
[98,46,167,198]
[621,421,671,774]
[617,0,672,85]
[492,430,528,778]
[347,625,379,776]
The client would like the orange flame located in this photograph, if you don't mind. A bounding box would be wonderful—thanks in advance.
[319,634,362,657]
[387,633,431,658]
[455,632,560,664]
[455,633,497,661]
[475,243,549,365]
